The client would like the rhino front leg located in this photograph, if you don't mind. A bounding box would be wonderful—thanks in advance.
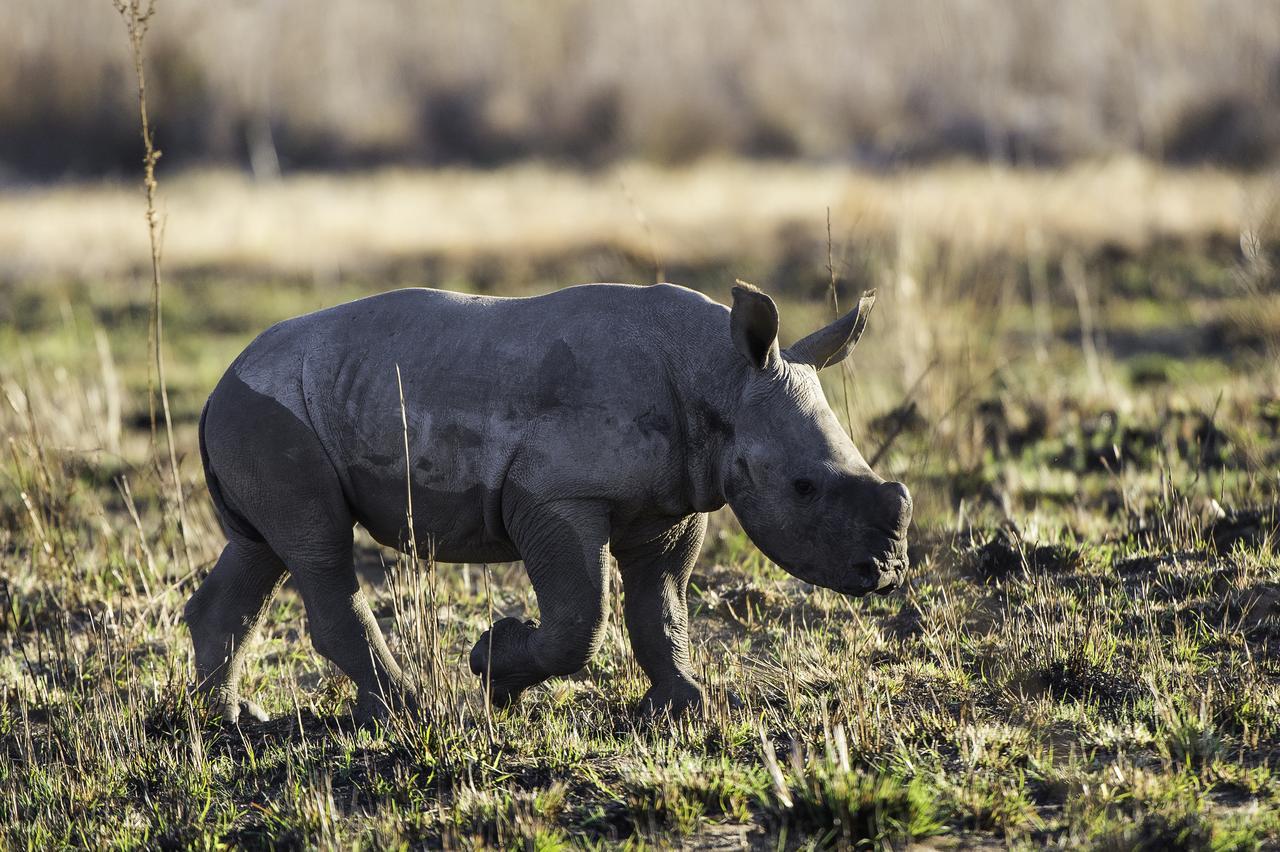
[614,513,708,717]
[470,499,611,707]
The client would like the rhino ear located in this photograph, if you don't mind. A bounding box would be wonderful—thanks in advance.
[730,282,780,370]
[783,290,876,369]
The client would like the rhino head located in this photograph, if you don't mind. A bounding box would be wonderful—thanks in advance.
[721,284,911,596]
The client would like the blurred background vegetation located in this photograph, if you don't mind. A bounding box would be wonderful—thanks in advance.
[6,0,1280,181]
[1,0,1277,525]
[5,3,1280,847]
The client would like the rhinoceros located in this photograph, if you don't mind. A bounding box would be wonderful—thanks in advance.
[186,282,912,724]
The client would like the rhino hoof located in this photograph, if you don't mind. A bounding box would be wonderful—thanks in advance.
[637,681,706,718]
[353,684,420,728]
[484,682,528,710]
[470,617,538,708]
[469,617,536,674]
[214,698,270,726]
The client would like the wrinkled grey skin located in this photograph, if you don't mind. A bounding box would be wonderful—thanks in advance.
[186,282,911,724]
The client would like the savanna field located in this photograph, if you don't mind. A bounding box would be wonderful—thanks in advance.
[2,160,1280,849]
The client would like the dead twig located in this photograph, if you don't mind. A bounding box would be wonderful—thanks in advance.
[867,356,941,469]
[113,0,192,573]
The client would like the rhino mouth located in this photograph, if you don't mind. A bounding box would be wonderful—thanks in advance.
[750,525,908,597]
[837,551,907,597]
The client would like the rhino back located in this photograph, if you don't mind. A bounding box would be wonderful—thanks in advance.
[226,283,726,558]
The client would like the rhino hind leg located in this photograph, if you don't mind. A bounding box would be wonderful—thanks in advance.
[290,544,417,725]
[185,537,287,724]
[202,383,415,726]
[249,510,416,726]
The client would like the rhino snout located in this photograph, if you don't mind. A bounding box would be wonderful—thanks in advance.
[839,550,907,597]
[841,481,910,593]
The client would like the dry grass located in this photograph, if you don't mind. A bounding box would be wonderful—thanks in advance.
[1,157,1279,846]
[0,158,1263,280]
[3,285,1279,847]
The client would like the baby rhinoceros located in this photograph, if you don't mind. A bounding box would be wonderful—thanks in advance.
[187,282,912,724]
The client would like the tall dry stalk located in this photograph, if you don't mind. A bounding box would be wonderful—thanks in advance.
[619,175,663,284]
[113,0,190,571]
[826,209,857,439]
[1064,250,1105,397]
[395,364,446,713]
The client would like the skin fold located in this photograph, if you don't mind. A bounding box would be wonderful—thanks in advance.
[185,282,912,724]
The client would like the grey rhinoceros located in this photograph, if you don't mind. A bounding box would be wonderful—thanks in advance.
[186,282,912,724]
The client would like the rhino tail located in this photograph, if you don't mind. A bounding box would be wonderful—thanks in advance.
[199,398,265,543]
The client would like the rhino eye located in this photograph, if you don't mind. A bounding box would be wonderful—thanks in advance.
[793,478,816,497]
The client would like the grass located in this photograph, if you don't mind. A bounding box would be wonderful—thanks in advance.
[0,159,1263,282]
[2,163,1280,848]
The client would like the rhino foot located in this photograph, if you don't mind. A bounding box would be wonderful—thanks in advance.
[352,682,420,728]
[637,680,707,718]
[469,616,540,708]
[201,694,271,727]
